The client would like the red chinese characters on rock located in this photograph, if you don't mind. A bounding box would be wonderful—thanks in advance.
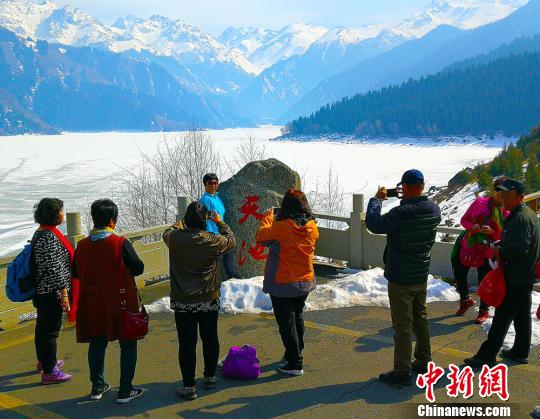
[238,195,265,224]
[236,195,269,267]
[478,364,509,401]
[237,241,269,267]
[446,364,474,399]
[416,362,445,403]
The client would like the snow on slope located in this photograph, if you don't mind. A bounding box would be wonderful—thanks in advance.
[393,0,529,38]
[248,24,328,69]
[220,26,279,57]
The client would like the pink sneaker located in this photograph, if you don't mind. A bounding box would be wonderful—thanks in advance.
[455,298,475,316]
[36,360,64,373]
[41,368,72,385]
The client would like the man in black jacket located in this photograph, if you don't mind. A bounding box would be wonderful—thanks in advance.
[366,169,441,386]
[465,178,540,367]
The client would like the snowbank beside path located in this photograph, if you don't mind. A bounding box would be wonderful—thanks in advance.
[146,267,459,315]
[147,268,540,347]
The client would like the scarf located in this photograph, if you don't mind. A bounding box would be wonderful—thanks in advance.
[40,225,79,322]
[466,198,505,247]
[90,227,115,241]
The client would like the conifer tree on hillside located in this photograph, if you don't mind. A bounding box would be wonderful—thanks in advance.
[452,125,540,193]
[287,53,540,138]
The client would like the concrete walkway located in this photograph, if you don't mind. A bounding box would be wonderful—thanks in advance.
[0,281,538,418]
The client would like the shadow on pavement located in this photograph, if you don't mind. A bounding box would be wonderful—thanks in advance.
[33,371,285,417]
[354,313,471,353]
[178,378,427,417]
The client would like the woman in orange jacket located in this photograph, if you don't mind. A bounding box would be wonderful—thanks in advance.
[255,189,319,376]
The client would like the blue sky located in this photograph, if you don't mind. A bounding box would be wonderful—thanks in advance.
[66,0,430,35]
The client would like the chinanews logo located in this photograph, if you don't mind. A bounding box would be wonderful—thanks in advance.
[416,361,509,403]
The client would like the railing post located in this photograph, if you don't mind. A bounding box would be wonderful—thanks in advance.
[349,194,365,269]
[176,196,190,222]
[66,212,85,248]
[527,198,538,213]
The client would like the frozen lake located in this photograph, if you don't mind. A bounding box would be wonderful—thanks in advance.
[0,127,510,256]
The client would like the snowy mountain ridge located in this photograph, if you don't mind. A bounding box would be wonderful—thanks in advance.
[0,0,259,76]
[220,23,329,69]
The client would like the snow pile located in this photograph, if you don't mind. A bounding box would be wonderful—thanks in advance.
[146,268,460,315]
[220,276,273,314]
[481,291,540,347]
[146,296,174,314]
[307,268,459,310]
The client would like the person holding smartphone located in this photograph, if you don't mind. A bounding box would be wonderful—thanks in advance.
[255,189,319,377]
[163,202,236,400]
[365,169,441,386]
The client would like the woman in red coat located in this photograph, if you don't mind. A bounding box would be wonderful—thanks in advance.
[73,199,145,404]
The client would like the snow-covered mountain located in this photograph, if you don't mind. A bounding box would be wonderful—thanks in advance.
[221,23,329,70]
[220,27,278,57]
[0,0,532,126]
[238,0,529,122]
[393,0,528,37]
[0,0,258,94]
[284,0,539,123]
[0,0,120,46]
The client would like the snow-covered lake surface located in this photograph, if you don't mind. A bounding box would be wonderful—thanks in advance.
[0,127,510,256]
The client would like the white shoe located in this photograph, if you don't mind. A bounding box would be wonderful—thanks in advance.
[277,364,304,376]
[116,388,144,404]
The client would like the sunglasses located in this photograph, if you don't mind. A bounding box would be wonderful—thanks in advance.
[207,181,218,186]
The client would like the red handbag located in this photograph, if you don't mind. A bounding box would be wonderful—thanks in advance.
[459,239,486,268]
[117,237,149,341]
[535,261,540,279]
[477,264,506,308]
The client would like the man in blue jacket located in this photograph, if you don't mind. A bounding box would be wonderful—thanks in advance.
[366,169,441,386]
[199,173,238,279]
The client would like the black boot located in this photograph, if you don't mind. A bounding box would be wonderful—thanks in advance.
[379,370,412,386]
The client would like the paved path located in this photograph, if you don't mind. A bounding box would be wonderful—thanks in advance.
[0,281,538,418]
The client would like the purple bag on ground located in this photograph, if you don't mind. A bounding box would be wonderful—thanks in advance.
[222,345,261,380]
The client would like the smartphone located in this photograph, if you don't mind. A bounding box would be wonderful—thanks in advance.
[273,207,281,217]
[386,188,398,198]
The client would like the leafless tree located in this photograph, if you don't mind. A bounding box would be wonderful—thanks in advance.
[223,134,269,177]
[117,129,220,230]
[307,166,346,229]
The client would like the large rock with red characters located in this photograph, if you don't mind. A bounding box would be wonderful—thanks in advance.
[219,158,301,278]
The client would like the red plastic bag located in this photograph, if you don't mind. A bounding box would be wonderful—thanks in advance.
[477,268,506,308]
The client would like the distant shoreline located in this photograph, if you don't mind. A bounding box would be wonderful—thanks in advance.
[273,133,517,148]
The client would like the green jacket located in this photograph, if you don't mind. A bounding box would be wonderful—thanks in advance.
[499,204,540,288]
[163,220,236,304]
